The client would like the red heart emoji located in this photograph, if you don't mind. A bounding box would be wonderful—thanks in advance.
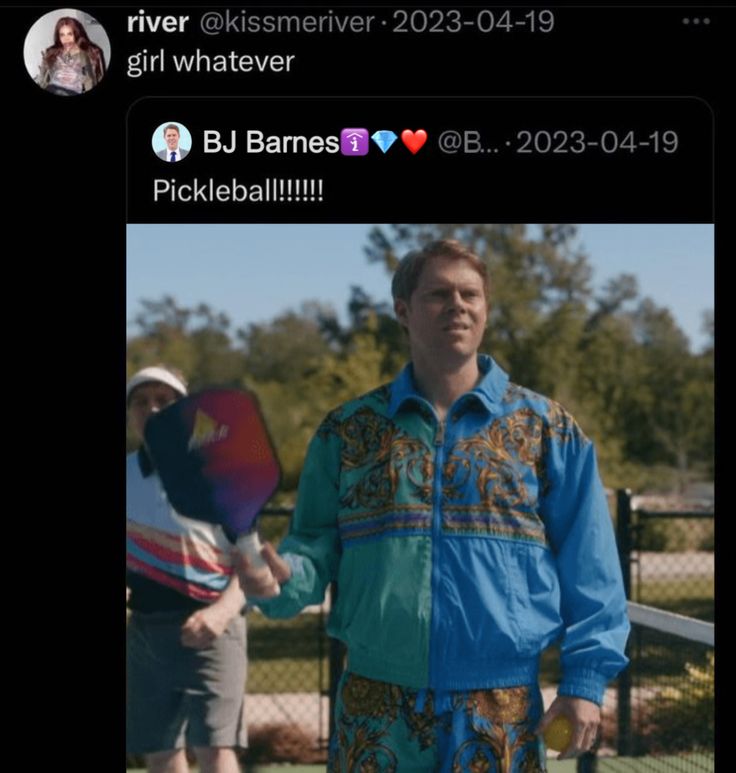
[401,129,428,154]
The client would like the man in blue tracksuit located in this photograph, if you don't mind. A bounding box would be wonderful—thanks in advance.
[239,240,630,772]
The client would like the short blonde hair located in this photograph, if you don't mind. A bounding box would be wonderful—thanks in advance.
[391,240,489,302]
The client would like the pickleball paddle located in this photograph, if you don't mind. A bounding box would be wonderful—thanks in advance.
[143,389,281,577]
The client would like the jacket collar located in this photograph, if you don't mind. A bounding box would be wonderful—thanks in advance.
[388,354,509,418]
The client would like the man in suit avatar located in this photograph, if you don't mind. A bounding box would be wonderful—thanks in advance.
[157,124,189,162]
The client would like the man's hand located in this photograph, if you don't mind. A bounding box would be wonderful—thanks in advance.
[233,541,291,599]
[535,695,601,760]
[180,604,233,648]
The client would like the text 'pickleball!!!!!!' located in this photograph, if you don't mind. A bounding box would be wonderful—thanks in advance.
[153,178,325,203]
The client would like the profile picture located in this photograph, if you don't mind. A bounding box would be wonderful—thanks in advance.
[152,122,192,162]
[24,9,110,96]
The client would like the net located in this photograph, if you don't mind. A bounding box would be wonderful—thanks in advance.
[594,602,714,772]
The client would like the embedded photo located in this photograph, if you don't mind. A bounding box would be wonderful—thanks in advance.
[126,222,714,773]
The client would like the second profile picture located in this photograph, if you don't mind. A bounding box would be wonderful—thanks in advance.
[23,8,110,96]
[152,122,192,162]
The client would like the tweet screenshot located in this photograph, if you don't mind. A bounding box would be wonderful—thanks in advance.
[13,4,725,771]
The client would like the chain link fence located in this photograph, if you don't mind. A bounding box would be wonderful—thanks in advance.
[585,491,715,772]
[624,493,714,621]
[242,509,334,765]
[128,494,714,769]
[592,607,714,773]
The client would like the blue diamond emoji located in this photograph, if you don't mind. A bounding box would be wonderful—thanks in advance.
[371,130,398,153]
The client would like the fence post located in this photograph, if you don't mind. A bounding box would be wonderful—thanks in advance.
[616,489,633,758]
[328,582,344,747]
[577,751,597,772]
[616,488,632,599]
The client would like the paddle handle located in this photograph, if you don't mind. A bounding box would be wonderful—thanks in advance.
[236,531,266,568]
[235,530,282,597]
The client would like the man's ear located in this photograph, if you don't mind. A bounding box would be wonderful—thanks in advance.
[394,298,409,330]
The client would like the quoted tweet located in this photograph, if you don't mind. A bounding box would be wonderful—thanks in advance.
[129,96,713,222]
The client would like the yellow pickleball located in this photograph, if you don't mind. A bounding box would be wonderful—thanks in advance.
[543,715,573,751]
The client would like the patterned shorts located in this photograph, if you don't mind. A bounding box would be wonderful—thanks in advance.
[328,672,547,773]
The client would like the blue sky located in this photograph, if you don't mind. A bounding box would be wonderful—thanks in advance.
[127,224,714,352]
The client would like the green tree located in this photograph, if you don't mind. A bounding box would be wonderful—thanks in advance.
[363,225,714,491]
[127,296,247,389]
[627,299,713,487]
[237,302,335,383]
[126,232,714,497]
[366,224,593,389]
[248,314,394,492]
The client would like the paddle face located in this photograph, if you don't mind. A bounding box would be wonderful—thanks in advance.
[144,389,280,534]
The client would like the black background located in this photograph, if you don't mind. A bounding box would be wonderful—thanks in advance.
[7,2,728,759]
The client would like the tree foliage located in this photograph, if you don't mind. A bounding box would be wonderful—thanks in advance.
[127,225,713,495]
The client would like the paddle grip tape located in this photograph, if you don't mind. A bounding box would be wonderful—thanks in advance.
[236,531,282,596]
[236,531,266,566]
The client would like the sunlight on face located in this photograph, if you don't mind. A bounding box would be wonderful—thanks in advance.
[395,256,488,368]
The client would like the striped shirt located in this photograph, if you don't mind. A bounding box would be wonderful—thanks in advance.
[126,450,234,604]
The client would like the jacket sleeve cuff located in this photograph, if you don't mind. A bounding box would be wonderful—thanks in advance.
[558,668,608,706]
[250,552,318,619]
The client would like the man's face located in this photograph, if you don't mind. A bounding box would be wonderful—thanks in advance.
[164,129,180,150]
[395,256,488,368]
[128,382,180,443]
[59,25,75,48]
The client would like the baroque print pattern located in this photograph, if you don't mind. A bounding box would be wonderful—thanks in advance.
[542,398,588,446]
[537,399,589,500]
[440,394,589,542]
[330,675,431,773]
[323,405,433,512]
[501,383,533,405]
[444,408,544,509]
[329,676,546,773]
[451,686,545,773]
[441,408,548,543]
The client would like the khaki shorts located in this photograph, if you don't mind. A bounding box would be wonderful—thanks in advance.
[126,610,248,755]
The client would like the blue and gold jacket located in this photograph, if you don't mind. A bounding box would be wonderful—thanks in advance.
[258,354,629,704]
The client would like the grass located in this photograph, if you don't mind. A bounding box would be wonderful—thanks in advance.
[591,754,714,772]
[247,612,330,694]
[631,577,714,621]
[627,626,712,683]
